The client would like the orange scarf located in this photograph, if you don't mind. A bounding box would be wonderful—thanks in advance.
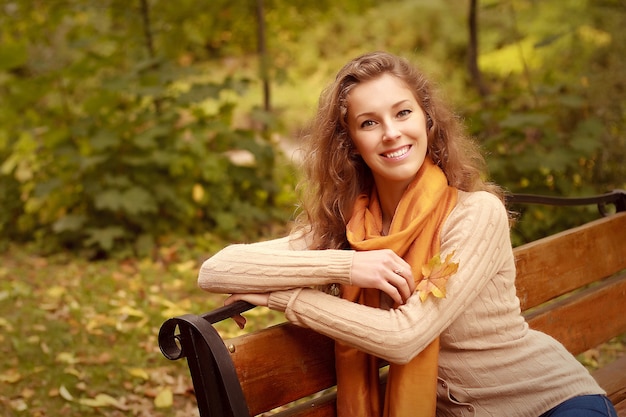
[337,158,458,417]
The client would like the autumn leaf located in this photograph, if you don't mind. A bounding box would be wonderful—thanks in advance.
[78,393,126,409]
[127,367,150,380]
[0,316,14,332]
[0,369,22,383]
[59,385,74,402]
[154,387,173,408]
[416,251,458,302]
[56,352,79,365]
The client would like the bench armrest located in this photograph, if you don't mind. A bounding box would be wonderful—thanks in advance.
[158,301,255,417]
[200,300,256,324]
[506,189,626,215]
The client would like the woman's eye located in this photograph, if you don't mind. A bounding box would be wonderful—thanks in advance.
[360,120,376,128]
[398,109,412,118]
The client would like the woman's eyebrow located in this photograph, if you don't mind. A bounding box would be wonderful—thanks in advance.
[353,99,414,119]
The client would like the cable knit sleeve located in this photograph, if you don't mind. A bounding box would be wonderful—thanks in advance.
[198,232,354,293]
[268,191,513,364]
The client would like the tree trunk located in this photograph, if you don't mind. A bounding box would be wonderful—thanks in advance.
[256,0,271,116]
[467,0,489,97]
[139,0,162,114]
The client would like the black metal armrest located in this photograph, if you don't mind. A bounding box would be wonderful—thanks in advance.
[506,189,626,216]
[200,301,256,325]
[158,300,255,417]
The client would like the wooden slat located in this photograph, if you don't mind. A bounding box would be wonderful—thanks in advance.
[514,212,626,311]
[615,399,626,417]
[276,392,336,417]
[526,273,626,356]
[592,355,626,405]
[226,323,335,416]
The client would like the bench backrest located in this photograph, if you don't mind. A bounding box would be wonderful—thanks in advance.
[217,212,626,416]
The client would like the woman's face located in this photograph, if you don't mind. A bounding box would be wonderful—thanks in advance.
[346,73,429,194]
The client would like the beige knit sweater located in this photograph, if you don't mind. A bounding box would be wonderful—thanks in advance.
[198,191,603,417]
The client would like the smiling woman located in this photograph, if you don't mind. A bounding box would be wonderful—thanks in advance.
[197,52,618,417]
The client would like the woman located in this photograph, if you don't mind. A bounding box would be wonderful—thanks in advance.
[198,52,616,417]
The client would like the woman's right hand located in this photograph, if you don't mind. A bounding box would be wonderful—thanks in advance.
[350,249,416,305]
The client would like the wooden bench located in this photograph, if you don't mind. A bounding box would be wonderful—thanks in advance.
[159,190,626,417]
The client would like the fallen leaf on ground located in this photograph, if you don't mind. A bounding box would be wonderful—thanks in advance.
[127,367,150,380]
[0,369,21,383]
[154,387,173,408]
[78,393,126,409]
[59,385,74,401]
[56,352,79,365]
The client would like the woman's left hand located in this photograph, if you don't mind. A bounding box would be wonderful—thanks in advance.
[224,293,271,329]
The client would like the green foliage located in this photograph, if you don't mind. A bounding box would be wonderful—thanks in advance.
[462,0,626,242]
[0,1,295,256]
[472,0,622,187]
[0,0,624,254]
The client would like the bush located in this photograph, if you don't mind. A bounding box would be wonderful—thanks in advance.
[0,63,294,257]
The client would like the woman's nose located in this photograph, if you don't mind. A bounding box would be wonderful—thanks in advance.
[383,123,401,141]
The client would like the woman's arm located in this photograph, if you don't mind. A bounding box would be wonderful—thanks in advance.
[199,231,417,304]
[265,192,513,364]
[198,233,355,293]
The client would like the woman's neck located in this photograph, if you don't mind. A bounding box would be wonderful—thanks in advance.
[378,184,408,236]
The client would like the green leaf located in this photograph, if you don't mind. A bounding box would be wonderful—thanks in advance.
[52,214,87,233]
[214,211,238,234]
[570,118,604,153]
[132,125,170,149]
[570,135,601,154]
[134,234,155,258]
[0,41,28,71]
[177,83,224,104]
[557,94,586,108]
[94,189,125,211]
[91,130,120,151]
[85,227,126,251]
[33,178,63,199]
[122,187,158,215]
[542,151,576,172]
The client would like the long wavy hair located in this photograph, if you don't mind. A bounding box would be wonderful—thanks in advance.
[294,51,503,250]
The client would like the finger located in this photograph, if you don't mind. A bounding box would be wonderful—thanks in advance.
[395,262,416,292]
[381,281,403,305]
[232,314,246,329]
[389,270,412,302]
[390,265,414,295]
[224,294,240,306]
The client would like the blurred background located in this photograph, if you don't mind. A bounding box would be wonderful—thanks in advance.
[1,0,624,416]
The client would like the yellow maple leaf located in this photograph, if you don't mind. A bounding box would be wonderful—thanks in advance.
[416,251,458,302]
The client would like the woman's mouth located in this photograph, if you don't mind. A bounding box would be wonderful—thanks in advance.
[383,145,411,159]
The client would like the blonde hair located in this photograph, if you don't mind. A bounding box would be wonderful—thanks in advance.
[295,51,503,250]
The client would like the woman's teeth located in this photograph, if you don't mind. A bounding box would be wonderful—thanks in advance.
[384,146,409,158]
